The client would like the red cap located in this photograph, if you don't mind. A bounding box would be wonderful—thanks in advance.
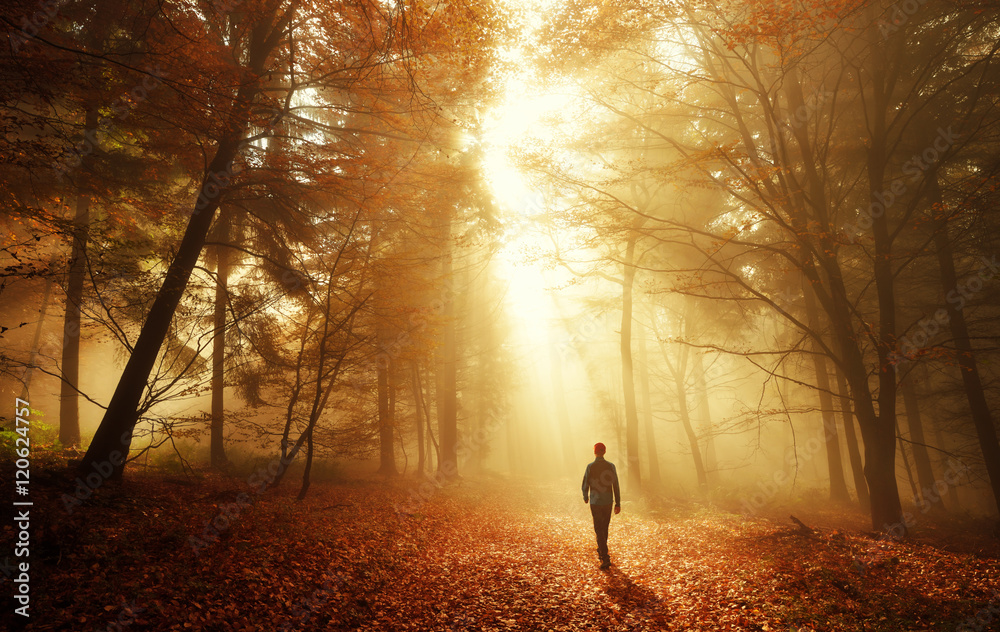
[594,442,606,455]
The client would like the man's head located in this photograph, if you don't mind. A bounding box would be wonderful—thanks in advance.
[594,442,606,456]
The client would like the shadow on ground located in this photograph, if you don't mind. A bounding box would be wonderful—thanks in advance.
[601,566,673,629]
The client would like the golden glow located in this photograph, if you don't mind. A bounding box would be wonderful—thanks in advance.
[482,85,577,217]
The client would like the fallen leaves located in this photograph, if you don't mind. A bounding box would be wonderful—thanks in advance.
[4,472,999,631]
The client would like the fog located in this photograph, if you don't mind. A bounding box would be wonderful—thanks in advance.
[3,0,1000,537]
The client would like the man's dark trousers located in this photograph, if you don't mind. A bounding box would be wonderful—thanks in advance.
[591,504,612,563]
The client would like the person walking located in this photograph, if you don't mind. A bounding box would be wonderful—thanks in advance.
[582,442,621,569]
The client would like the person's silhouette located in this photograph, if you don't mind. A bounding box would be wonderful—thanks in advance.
[581,442,621,569]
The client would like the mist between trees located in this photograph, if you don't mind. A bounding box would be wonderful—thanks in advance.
[2,0,999,550]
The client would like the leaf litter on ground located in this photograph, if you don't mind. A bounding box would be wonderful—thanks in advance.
[4,469,999,631]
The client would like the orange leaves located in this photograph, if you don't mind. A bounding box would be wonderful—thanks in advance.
[17,471,1000,631]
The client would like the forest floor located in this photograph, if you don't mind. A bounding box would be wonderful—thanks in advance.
[3,463,1000,631]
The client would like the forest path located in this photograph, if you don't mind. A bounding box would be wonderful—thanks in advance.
[374,479,744,631]
[14,472,1000,631]
[343,478,999,631]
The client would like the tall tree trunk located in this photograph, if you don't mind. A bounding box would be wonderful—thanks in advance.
[436,248,458,477]
[675,359,707,491]
[802,281,850,501]
[377,352,398,476]
[78,8,292,480]
[550,336,577,477]
[826,276,902,531]
[620,235,641,492]
[636,320,661,488]
[470,277,497,475]
[897,419,920,505]
[411,361,426,475]
[814,359,849,502]
[60,195,89,447]
[691,346,716,485]
[210,214,230,469]
[298,420,315,501]
[928,177,1000,516]
[901,372,942,512]
[421,360,440,471]
[932,412,961,510]
[836,369,870,510]
[657,334,706,491]
[505,402,517,476]
[22,279,53,400]
[79,137,241,478]
[863,8,904,533]
[785,47,903,531]
[60,105,97,447]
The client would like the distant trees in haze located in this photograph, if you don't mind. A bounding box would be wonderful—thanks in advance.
[0,0,510,496]
[1,0,998,531]
[529,0,1000,530]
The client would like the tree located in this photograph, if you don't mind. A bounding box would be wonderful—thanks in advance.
[71,0,502,480]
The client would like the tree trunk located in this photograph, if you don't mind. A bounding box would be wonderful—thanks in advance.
[550,337,577,477]
[59,192,88,446]
[802,163,902,530]
[297,420,315,501]
[411,360,426,474]
[901,373,942,512]
[436,248,458,477]
[814,355,850,502]
[377,352,398,476]
[863,431,904,532]
[675,362,707,491]
[59,104,96,447]
[836,369,870,510]
[210,214,230,469]
[802,280,850,501]
[928,177,1000,516]
[421,360,440,471]
[620,235,641,492]
[77,7,292,480]
[691,346,716,485]
[660,338,706,491]
[862,11,904,533]
[21,280,53,401]
[932,410,961,510]
[784,28,903,531]
[636,320,661,488]
[506,403,517,476]
[79,137,240,479]
[897,419,920,505]
[827,278,903,531]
